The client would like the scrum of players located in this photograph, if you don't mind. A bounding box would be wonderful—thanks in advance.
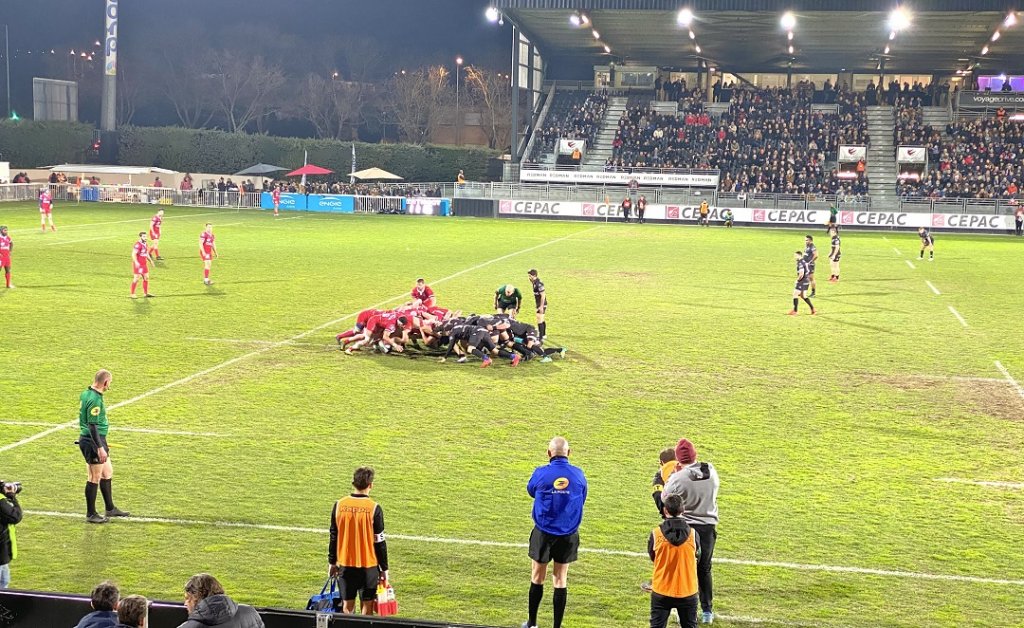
[335,276,567,368]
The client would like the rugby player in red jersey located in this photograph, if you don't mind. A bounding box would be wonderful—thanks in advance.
[347,312,411,354]
[129,232,154,299]
[39,188,56,232]
[0,225,13,289]
[148,210,164,260]
[336,308,382,346]
[411,278,436,307]
[199,223,218,285]
[272,184,281,217]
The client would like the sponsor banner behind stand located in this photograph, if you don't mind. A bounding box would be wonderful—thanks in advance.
[519,169,719,188]
[498,200,1012,231]
[838,145,867,162]
[897,146,927,163]
[958,91,1024,108]
[261,192,306,211]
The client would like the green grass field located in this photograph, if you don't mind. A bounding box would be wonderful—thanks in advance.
[2,201,1023,628]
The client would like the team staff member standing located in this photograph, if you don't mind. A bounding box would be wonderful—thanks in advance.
[329,467,389,615]
[663,439,719,625]
[0,225,13,289]
[0,480,22,588]
[527,269,548,340]
[524,437,587,628]
[648,494,700,628]
[78,370,130,524]
[637,195,648,224]
[620,197,633,223]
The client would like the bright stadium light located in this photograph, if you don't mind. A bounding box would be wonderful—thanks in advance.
[485,7,500,22]
[788,45,794,54]
[677,8,694,27]
[991,31,1001,42]
[884,45,890,54]
[888,7,911,32]
[889,30,896,40]
[689,30,695,39]
[603,44,611,53]
[780,11,797,31]
[1005,12,1018,28]
[695,44,702,53]
[592,29,600,39]
[981,45,989,55]
[787,31,793,41]
[580,13,590,25]
[569,13,581,26]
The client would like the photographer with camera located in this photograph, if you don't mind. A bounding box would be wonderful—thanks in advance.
[0,480,23,589]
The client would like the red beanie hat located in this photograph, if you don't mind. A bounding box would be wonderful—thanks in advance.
[675,438,697,465]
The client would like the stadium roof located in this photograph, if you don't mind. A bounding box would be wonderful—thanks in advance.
[495,0,1024,76]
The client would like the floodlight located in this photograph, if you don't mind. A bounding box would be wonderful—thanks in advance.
[695,44,702,53]
[787,31,793,41]
[780,11,797,31]
[884,45,890,54]
[569,13,581,26]
[592,29,600,39]
[689,30,695,39]
[1005,12,1018,28]
[678,8,694,27]
[981,45,989,55]
[603,44,611,53]
[991,31,1000,42]
[789,45,794,54]
[888,7,911,32]
[889,31,896,40]
[580,13,590,25]
[485,7,500,23]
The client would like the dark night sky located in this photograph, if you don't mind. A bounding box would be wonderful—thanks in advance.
[3,0,512,118]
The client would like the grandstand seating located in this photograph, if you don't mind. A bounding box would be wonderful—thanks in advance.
[897,115,1024,199]
[608,87,870,196]
[528,91,609,163]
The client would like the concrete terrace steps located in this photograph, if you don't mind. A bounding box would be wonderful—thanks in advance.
[582,96,628,167]
[865,105,897,202]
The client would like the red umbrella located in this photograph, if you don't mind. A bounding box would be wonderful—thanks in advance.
[286,164,334,177]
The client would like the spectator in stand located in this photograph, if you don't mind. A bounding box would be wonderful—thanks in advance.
[180,174,194,191]
[75,581,121,628]
[113,595,148,628]
[178,573,264,628]
[153,177,163,188]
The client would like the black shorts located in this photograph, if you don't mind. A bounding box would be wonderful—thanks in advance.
[831,253,841,262]
[795,281,809,292]
[467,329,495,351]
[339,566,379,602]
[807,263,816,274]
[528,526,579,564]
[535,295,547,313]
[79,434,108,464]
[496,302,518,313]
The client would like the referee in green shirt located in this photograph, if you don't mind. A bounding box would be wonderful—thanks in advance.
[78,369,130,524]
[495,284,523,316]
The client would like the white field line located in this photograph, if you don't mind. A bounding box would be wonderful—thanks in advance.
[893,247,903,256]
[994,360,1024,401]
[934,478,1024,489]
[10,210,229,234]
[185,337,335,349]
[0,226,602,454]
[905,259,916,269]
[925,280,941,295]
[948,306,969,328]
[45,235,119,246]
[0,420,222,437]
[23,509,1024,587]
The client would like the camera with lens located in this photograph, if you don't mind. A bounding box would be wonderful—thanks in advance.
[1,481,22,496]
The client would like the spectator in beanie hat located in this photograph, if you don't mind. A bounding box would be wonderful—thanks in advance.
[663,439,719,625]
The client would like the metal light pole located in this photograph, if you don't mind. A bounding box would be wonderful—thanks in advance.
[455,56,463,145]
[4,24,10,118]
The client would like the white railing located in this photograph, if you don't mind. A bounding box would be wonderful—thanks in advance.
[353,196,405,214]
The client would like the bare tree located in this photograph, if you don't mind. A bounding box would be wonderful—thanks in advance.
[293,73,338,139]
[117,64,141,126]
[161,53,216,129]
[465,66,513,150]
[387,66,451,144]
[208,51,286,133]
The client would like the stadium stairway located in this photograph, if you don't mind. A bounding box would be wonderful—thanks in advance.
[866,105,898,207]
[921,106,951,135]
[582,96,628,167]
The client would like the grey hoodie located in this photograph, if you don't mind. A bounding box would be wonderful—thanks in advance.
[176,594,264,628]
[662,461,719,526]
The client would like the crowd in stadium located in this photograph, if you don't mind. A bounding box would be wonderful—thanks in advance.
[896,116,1024,199]
[530,91,609,161]
[607,86,870,196]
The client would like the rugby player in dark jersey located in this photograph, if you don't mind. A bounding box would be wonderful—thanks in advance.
[803,235,819,297]
[788,251,816,316]
[827,228,841,282]
[918,227,934,261]
[443,323,521,367]
[527,269,548,340]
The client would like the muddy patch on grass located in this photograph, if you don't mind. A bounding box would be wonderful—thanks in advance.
[864,374,1024,421]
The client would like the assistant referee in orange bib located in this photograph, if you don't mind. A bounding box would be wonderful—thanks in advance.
[329,467,389,615]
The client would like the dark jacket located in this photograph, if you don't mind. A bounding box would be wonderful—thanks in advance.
[0,494,22,565]
[176,595,264,628]
[75,610,119,628]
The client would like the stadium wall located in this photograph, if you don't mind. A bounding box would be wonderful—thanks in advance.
[0,589,495,628]
[495,200,1018,233]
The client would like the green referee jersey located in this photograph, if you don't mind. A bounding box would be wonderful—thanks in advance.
[79,387,108,437]
[496,285,522,306]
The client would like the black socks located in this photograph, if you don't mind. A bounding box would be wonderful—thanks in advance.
[538,322,546,338]
[100,478,115,511]
[528,583,543,627]
[552,587,567,628]
[85,482,99,516]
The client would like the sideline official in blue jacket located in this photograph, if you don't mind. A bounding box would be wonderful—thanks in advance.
[523,436,587,628]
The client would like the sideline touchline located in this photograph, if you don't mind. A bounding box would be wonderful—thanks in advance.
[23,509,1024,587]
